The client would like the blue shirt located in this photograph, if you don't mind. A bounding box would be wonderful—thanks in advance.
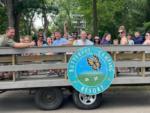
[52,38,68,46]
[101,38,111,45]
[133,36,144,44]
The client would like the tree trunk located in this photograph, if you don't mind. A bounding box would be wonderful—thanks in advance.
[146,0,150,22]
[5,0,20,41]
[43,12,49,33]
[43,9,49,40]
[92,0,98,36]
[14,13,20,42]
[6,0,15,27]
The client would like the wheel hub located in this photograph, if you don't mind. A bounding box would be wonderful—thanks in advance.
[79,93,97,105]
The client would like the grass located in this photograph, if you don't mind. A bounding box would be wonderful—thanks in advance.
[78,72,106,86]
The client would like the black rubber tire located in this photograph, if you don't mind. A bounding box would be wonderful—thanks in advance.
[34,88,63,110]
[72,90,102,110]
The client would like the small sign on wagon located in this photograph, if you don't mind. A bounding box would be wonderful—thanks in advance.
[67,46,115,95]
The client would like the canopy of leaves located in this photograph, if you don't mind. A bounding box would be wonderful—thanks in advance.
[0,6,7,34]
[0,0,150,38]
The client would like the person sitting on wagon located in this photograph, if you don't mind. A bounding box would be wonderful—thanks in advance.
[73,31,93,46]
[52,31,69,46]
[0,27,35,80]
[143,31,150,45]
[0,27,35,48]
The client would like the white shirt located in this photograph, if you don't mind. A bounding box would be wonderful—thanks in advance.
[73,39,94,46]
[128,40,134,45]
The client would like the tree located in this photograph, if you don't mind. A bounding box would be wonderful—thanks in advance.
[49,0,78,33]
[1,0,150,39]
[0,0,22,41]
[92,0,98,36]
[0,0,58,41]
[0,5,7,34]
[6,0,15,27]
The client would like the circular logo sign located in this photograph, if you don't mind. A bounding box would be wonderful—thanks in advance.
[67,46,115,95]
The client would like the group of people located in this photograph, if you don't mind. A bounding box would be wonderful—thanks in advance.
[0,26,150,80]
[20,27,150,48]
[118,26,150,46]
[0,26,150,49]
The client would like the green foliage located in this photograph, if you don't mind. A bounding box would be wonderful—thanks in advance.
[16,0,59,35]
[0,6,7,34]
[70,0,150,38]
[1,0,150,38]
[143,22,150,32]
[49,0,78,33]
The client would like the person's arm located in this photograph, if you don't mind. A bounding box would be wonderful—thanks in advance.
[13,41,35,48]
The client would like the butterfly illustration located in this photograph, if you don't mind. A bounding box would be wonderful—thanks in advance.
[87,55,101,70]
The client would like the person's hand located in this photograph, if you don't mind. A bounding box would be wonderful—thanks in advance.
[29,41,35,47]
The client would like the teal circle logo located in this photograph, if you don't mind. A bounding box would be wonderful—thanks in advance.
[67,46,115,95]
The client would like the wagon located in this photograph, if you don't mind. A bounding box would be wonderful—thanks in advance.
[0,45,150,110]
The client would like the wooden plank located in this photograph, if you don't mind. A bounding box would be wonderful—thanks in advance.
[1,77,150,90]
[141,52,146,77]
[64,54,67,79]
[112,77,150,85]
[1,45,150,55]
[0,63,67,72]
[0,46,81,55]
[0,78,70,90]
[113,52,117,77]
[0,56,12,63]
[116,52,143,60]
[0,55,65,63]
[12,55,16,81]
[16,54,65,63]
[146,53,150,60]
[115,61,150,67]
[0,60,150,72]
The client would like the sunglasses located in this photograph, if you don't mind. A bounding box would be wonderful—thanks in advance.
[119,31,124,34]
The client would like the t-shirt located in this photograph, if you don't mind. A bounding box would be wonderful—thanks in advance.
[35,40,48,47]
[52,38,68,46]
[133,36,144,44]
[0,35,15,47]
[128,40,134,45]
[73,39,94,46]
[101,38,111,45]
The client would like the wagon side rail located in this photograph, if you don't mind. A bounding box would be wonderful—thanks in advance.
[0,45,150,90]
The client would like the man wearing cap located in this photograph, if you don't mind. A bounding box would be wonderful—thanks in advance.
[0,27,35,48]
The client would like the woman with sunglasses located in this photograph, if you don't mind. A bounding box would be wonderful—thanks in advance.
[118,26,128,45]
[143,31,150,45]
[94,36,101,45]
[118,26,129,73]
[35,32,48,47]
